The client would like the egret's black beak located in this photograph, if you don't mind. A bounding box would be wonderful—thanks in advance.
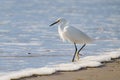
[49,20,60,26]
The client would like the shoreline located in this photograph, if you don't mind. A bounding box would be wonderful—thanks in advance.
[16,58,120,80]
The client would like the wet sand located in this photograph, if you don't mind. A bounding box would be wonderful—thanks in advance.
[17,58,120,80]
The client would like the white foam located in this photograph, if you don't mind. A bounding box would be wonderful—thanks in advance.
[0,49,120,80]
[0,67,56,80]
[78,61,102,67]
[105,51,120,58]
[81,55,111,62]
[55,63,81,71]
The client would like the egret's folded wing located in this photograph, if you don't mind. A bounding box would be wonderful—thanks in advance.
[63,26,93,44]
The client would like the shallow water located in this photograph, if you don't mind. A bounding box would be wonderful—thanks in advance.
[0,0,120,75]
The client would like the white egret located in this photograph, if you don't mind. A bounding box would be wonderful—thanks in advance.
[50,18,93,62]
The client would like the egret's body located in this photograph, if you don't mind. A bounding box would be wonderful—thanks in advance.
[50,18,93,62]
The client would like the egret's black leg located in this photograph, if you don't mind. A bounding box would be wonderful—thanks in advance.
[78,44,86,55]
[72,43,77,62]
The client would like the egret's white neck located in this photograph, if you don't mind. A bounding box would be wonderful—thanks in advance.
[59,21,68,30]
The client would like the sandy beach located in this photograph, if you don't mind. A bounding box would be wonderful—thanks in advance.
[16,58,120,80]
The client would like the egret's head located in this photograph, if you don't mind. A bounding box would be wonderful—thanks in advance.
[50,18,67,26]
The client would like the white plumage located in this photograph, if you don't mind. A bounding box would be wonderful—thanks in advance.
[50,18,93,62]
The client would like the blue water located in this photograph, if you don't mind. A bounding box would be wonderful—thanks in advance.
[0,0,120,74]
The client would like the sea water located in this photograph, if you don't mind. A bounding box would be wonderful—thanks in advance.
[0,0,120,80]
